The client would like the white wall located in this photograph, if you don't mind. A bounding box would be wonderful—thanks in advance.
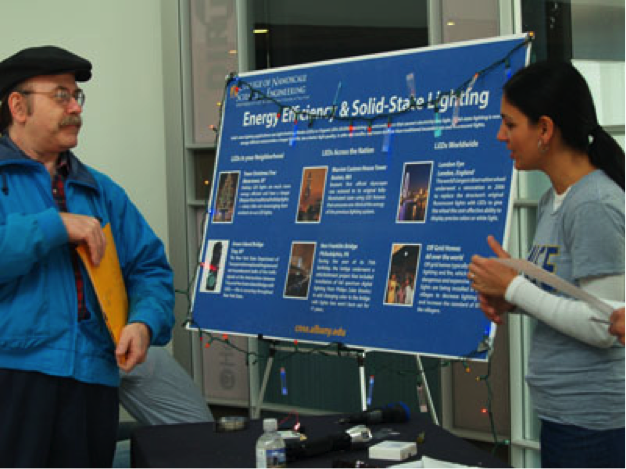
[0,0,169,247]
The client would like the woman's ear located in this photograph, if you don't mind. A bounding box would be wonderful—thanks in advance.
[537,115,555,143]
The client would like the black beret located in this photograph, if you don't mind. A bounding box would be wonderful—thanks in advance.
[0,45,92,100]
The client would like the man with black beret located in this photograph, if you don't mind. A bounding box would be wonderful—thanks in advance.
[0,45,175,467]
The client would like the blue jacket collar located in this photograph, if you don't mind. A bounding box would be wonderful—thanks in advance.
[0,134,98,190]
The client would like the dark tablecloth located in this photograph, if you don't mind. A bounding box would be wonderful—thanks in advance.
[131,413,507,467]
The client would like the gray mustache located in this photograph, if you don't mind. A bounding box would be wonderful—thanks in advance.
[60,115,82,127]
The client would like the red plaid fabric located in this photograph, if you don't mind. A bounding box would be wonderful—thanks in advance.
[52,156,89,321]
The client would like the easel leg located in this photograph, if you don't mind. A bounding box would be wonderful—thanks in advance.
[357,352,367,410]
[416,355,439,425]
[253,347,275,419]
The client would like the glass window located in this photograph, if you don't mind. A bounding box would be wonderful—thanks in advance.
[441,0,499,44]
[570,1,625,60]
[189,0,239,144]
[253,0,429,69]
[194,149,217,201]
[522,0,625,62]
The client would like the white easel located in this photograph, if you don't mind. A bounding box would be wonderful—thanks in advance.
[251,339,439,425]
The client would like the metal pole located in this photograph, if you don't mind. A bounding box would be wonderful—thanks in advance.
[357,352,368,410]
[253,347,275,419]
[416,354,439,425]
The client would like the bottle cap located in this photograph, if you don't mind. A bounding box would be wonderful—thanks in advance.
[263,418,278,432]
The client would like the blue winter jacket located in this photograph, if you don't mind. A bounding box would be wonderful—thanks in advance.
[0,135,174,387]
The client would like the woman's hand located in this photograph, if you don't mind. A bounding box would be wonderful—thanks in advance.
[477,293,514,325]
[469,255,518,296]
[468,236,517,296]
[608,307,625,345]
[469,236,517,323]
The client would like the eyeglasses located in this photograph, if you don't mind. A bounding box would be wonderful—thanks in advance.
[18,88,86,107]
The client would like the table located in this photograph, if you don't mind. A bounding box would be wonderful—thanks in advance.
[131,414,507,467]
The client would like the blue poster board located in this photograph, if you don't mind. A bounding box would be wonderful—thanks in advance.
[191,34,531,360]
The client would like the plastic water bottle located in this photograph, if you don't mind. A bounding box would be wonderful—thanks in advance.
[255,418,287,468]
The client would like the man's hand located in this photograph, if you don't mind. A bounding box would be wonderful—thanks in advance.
[116,323,151,372]
[59,213,106,266]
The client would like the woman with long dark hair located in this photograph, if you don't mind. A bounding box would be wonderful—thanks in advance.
[468,61,624,468]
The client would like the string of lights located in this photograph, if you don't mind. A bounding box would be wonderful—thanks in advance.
[220,33,533,144]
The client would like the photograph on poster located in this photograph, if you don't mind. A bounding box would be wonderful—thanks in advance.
[213,171,240,223]
[201,239,229,293]
[296,167,328,223]
[384,243,421,306]
[284,242,317,299]
[396,162,433,223]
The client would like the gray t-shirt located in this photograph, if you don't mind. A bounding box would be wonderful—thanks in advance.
[525,170,625,430]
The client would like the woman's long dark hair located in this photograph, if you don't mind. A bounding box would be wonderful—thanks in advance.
[503,61,625,191]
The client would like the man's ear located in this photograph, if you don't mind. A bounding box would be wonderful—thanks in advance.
[8,92,28,124]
